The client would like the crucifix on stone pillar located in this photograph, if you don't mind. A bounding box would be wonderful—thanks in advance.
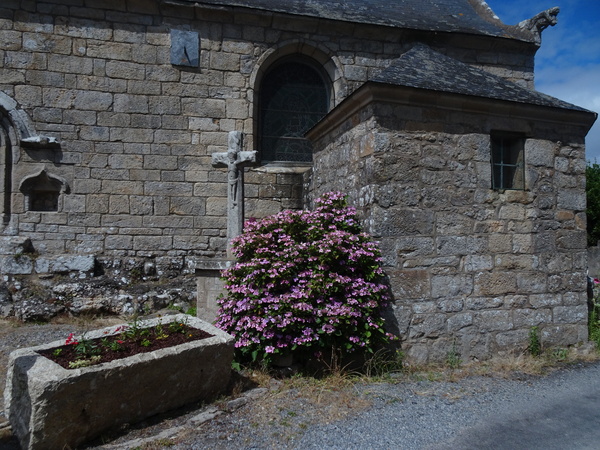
[212,131,257,254]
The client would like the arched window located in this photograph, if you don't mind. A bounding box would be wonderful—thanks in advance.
[259,57,329,163]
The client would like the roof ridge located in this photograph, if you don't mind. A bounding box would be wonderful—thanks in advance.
[181,0,530,40]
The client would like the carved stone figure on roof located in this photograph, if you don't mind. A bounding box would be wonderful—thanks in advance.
[517,6,560,43]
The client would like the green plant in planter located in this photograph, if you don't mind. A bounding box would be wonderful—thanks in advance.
[155,323,169,340]
[73,332,100,359]
[169,318,189,334]
[216,191,397,366]
[123,316,149,339]
[101,337,125,351]
[68,356,101,369]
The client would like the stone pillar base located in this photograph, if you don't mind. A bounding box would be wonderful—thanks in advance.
[195,258,233,323]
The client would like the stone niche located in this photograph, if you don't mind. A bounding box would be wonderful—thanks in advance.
[19,170,69,212]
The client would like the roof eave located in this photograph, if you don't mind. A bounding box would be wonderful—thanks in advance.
[307,82,597,142]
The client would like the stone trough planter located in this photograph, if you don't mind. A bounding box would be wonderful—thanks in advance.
[4,314,234,450]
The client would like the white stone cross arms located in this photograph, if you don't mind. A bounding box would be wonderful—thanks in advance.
[211,131,257,253]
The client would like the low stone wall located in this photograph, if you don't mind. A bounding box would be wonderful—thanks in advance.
[0,236,199,321]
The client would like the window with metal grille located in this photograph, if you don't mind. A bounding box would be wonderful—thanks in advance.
[491,134,525,190]
[259,58,329,163]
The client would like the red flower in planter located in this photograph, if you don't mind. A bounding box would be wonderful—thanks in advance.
[65,333,78,346]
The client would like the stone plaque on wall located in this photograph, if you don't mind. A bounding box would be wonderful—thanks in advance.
[170,29,199,67]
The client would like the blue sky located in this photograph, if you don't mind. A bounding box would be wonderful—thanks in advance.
[485,0,600,162]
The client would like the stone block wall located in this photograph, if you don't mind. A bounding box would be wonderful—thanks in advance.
[308,88,590,362]
[0,0,536,266]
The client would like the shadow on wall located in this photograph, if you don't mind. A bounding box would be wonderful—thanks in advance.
[381,277,402,347]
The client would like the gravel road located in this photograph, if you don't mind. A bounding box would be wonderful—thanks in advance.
[163,360,600,450]
[295,362,600,450]
[2,319,600,450]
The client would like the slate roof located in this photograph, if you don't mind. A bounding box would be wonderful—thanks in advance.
[189,0,526,40]
[372,44,591,112]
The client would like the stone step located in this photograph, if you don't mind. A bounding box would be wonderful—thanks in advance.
[0,253,96,277]
[0,237,33,256]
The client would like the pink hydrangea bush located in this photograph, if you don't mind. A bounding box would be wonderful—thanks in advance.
[215,191,396,365]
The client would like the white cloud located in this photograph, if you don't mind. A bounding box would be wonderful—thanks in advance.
[486,0,600,161]
[536,65,600,161]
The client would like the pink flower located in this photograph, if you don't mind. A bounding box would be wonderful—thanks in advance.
[214,191,397,362]
[322,324,335,334]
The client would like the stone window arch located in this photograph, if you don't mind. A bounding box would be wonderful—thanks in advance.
[1,92,60,226]
[258,56,330,163]
[20,170,69,212]
[0,118,13,224]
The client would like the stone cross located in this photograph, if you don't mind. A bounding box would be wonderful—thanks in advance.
[212,131,257,252]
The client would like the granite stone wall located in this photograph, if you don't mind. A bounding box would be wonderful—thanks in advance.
[308,92,590,362]
[0,0,536,267]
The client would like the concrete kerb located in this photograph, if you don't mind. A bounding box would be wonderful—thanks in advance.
[101,387,270,449]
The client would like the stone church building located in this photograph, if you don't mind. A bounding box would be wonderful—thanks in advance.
[0,0,597,362]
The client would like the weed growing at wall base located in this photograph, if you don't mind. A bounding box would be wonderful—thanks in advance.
[216,191,397,366]
[528,326,542,357]
[446,340,462,368]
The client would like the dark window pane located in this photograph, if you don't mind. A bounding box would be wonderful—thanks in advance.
[491,135,525,190]
[492,165,503,189]
[260,60,328,163]
[31,191,59,211]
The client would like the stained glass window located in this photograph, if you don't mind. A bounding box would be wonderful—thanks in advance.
[259,59,329,163]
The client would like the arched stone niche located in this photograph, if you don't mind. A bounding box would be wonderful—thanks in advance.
[19,170,69,212]
[0,92,61,227]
